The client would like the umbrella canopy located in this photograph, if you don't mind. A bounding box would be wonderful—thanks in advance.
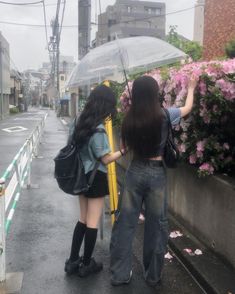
[66,36,187,88]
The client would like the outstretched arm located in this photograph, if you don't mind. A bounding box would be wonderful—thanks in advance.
[101,149,126,165]
[180,78,197,118]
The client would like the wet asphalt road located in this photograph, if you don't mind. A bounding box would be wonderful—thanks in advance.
[0,108,48,175]
[4,110,204,294]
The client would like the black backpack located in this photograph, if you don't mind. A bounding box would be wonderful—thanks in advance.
[163,109,179,168]
[54,122,105,195]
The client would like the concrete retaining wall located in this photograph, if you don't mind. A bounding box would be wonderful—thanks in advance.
[167,165,235,268]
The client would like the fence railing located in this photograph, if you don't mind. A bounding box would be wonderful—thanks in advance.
[0,113,47,283]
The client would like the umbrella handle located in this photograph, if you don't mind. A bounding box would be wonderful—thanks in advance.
[115,34,132,98]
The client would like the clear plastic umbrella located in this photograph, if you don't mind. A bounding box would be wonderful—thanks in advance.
[66,36,187,88]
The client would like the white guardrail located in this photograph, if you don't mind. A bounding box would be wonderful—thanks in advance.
[0,113,48,283]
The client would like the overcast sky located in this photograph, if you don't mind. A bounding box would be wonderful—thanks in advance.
[0,0,196,71]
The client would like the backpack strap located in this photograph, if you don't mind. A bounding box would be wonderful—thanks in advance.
[95,127,106,134]
[163,108,173,139]
[163,108,170,125]
[87,127,107,187]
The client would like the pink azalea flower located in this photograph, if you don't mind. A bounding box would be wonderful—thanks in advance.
[196,140,206,152]
[203,114,211,124]
[180,133,188,141]
[223,143,230,150]
[199,163,214,175]
[120,95,124,102]
[174,124,181,131]
[213,105,218,113]
[178,144,186,153]
[196,150,203,158]
[189,154,197,164]
[199,81,207,96]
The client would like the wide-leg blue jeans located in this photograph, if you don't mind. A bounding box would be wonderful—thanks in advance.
[110,159,168,285]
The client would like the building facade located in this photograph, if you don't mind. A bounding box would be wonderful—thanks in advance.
[95,0,166,47]
[193,0,205,45]
[0,32,10,119]
[42,55,76,78]
[9,70,23,109]
[203,0,235,59]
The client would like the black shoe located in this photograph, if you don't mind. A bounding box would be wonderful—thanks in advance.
[111,270,132,286]
[146,278,162,288]
[78,258,103,277]
[64,258,81,275]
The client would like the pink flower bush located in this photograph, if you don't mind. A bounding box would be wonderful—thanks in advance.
[119,58,235,177]
[199,163,215,176]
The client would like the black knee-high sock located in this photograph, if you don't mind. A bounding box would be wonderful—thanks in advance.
[83,227,98,265]
[69,221,87,262]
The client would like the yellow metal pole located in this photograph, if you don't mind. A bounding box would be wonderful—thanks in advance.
[103,80,119,225]
[105,119,119,224]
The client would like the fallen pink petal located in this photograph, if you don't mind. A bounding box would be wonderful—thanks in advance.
[170,230,183,238]
[194,249,203,255]
[183,248,195,256]
[165,252,174,260]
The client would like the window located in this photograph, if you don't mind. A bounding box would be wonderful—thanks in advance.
[108,19,116,27]
[144,7,161,15]
[155,8,161,15]
[144,7,151,14]
[60,76,65,81]
[127,6,131,13]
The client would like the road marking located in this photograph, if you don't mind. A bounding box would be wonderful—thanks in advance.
[24,112,45,115]
[14,118,42,121]
[2,126,28,133]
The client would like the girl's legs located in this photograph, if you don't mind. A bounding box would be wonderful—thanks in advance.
[83,197,104,264]
[65,195,88,274]
[143,171,168,286]
[110,186,143,284]
[78,197,104,277]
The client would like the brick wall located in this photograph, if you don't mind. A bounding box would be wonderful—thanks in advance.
[203,0,235,60]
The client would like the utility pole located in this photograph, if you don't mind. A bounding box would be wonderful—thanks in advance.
[54,0,61,98]
[78,0,91,60]
[49,0,62,103]
[78,0,91,106]
[0,41,3,120]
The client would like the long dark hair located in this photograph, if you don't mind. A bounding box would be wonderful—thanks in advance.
[121,76,163,158]
[75,84,116,147]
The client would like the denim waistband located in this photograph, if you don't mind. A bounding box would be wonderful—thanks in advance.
[132,158,164,167]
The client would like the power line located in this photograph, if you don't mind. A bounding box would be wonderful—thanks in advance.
[0,21,55,28]
[0,6,197,29]
[0,0,42,5]
[20,0,66,7]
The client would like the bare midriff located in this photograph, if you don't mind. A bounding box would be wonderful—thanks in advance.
[148,156,163,161]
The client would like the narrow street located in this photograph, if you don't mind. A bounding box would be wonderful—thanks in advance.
[3,110,205,294]
[0,0,235,293]
[0,109,48,172]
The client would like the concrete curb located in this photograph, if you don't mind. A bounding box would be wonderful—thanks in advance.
[168,214,235,294]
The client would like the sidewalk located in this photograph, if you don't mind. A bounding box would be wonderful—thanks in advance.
[5,111,203,294]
